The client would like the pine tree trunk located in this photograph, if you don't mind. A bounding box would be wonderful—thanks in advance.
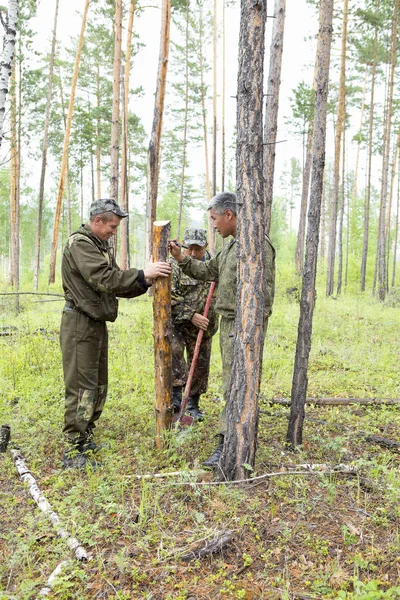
[221,0,226,192]
[392,164,400,288]
[48,0,89,284]
[337,129,345,295]
[119,0,135,270]
[326,0,348,297]
[376,0,398,301]
[385,137,399,287]
[58,71,72,237]
[320,172,326,262]
[295,129,312,274]
[177,0,190,241]
[264,0,286,234]
[153,220,172,448]
[287,0,333,450]
[0,0,19,149]
[361,10,379,292]
[217,0,267,482]
[352,67,368,201]
[96,64,101,199]
[148,0,171,259]
[33,0,59,291]
[110,0,123,202]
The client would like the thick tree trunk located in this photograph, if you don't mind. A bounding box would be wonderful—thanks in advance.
[110,0,123,203]
[153,220,172,448]
[177,0,190,241]
[218,0,267,482]
[48,0,89,284]
[33,0,59,291]
[287,0,333,449]
[326,0,348,297]
[264,0,286,234]
[148,0,171,259]
[295,129,312,274]
[376,0,398,301]
[119,0,135,270]
[0,0,19,149]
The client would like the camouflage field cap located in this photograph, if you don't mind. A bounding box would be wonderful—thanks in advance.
[90,198,128,218]
[183,227,207,247]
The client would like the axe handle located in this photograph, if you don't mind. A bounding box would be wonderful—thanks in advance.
[178,282,216,421]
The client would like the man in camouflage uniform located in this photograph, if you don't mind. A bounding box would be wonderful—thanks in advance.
[169,192,275,467]
[60,198,171,469]
[171,228,218,420]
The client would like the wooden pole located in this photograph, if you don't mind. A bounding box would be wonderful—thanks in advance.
[153,220,172,448]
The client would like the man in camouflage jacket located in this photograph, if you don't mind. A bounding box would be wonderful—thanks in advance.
[60,198,171,469]
[169,192,275,467]
[171,228,218,419]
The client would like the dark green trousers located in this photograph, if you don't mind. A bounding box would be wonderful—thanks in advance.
[60,308,108,445]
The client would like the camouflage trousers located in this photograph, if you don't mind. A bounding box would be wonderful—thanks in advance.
[218,316,235,434]
[172,325,213,397]
[60,308,108,445]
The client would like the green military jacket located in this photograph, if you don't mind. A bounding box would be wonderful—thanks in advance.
[171,250,218,339]
[178,236,275,320]
[62,224,148,322]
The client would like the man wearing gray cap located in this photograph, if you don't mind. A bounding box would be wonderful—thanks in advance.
[60,198,171,469]
[170,228,218,420]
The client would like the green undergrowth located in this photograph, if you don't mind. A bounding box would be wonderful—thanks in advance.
[1,286,400,599]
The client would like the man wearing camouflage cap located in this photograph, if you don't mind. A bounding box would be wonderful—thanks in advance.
[170,228,218,420]
[60,198,171,469]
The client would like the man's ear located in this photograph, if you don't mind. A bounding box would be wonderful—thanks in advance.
[225,209,233,220]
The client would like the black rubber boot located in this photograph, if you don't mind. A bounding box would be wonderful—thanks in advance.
[187,395,204,421]
[203,434,224,468]
[79,427,106,454]
[62,446,100,470]
[172,387,182,413]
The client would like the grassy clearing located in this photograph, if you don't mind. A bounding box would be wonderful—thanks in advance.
[1,284,400,599]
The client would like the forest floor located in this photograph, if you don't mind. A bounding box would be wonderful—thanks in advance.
[1,281,400,599]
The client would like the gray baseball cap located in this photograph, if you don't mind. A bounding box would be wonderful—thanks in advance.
[183,227,207,247]
[89,198,128,218]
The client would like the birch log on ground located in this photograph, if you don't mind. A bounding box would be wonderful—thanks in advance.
[287,0,334,449]
[217,0,267,481]
[264,0,286,234]
[11,450,88,561]
[0,0,18,148]
[153,220,172,448]
[38,560,71,597]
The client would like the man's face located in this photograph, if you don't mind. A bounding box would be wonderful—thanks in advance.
[91,214,122,241]
[184,244,207,260]
[209,208,236,238]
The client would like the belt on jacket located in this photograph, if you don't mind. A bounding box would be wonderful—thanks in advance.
[63,301,103,322]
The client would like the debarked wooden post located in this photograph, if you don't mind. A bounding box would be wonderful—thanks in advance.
[152,220,173,448]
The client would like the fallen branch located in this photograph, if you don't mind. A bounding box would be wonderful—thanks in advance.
[181,530,233,561]
[37,560,71,597]
[0,292,64,297]
[11,450,88,561]
[127,469,206,480]
[364,435,400,451]
[264,397,400,406]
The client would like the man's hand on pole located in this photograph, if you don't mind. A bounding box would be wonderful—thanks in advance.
[191,313,209,331]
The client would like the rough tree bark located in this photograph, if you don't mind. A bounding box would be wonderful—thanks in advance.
[287,0,333,449]
[153,220,172,449]
[326,0,348,297]
[392,163,400,288]
[295,129,313,274]
[148,0,171,259]
[48,0,89,284]
[217,0,267,481]
[0,0,18,149]
[110,0,123,202]
[9,57,19,310]
[33,0,59,291]
[221,0,226,191]
[119,0,136,270]
[264,0,286,234]
[376,0,398,301]
[177,0,190,241]
[337,128,345,295]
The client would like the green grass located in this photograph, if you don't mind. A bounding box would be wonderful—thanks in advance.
[1,284,400,599]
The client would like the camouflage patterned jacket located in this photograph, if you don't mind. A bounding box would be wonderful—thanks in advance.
[178,236,275,320]
[171,251,218,339]
[62,224,149,322]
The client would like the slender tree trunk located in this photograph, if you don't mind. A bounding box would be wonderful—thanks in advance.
[33,0,59,291]
[153,220,172,448]
[9,57,19,309]
[0,0,19,149]
[212,0,217,197]
[49,0,89,284]
[287,0,333,449]
[326,0,348,296]
[264,0,286,234]
[119,0,135,270]
[376,0,398,301]
[361,10,379,291]
[392,162,400,288]
[110,0,123,203]
[353,67,368,201]
[337,128,345,295]
[385,137,399,289]
[221,0,226,192]
[148,0,171,259]
[58,71,72,237]
[177,0,190,241]
[218,0,267,482]
[320,172,326,262]
[96,64,101,199]
[295,129,312,274]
